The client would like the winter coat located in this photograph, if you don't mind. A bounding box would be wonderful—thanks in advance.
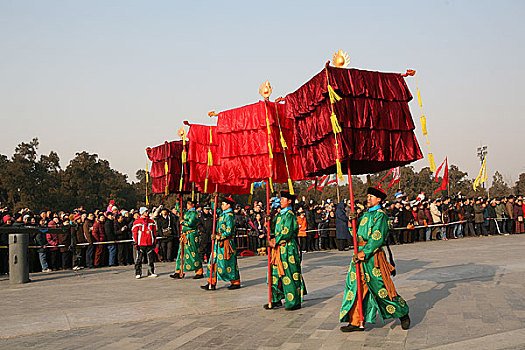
[506,202,515,219]
[83,219,94,244]
[197,212,213,243]
[473,204,485,224]
[495,203,507,219]
[335,202,351,240]
[114,219,130,241]
[92,220,106,242]
[430,203,442,224]
[132,217,157,246]
[305,209,316,232]
[104,218,116,241]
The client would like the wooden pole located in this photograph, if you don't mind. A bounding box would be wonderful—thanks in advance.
[208,185,219,289]
[266,180,273,308]
[179,196,185,278]
[347,159,364,327]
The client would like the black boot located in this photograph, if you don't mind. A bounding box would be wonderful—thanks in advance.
[193,274,204,279]
[340,324,364,332]
[263,300,283,310]
[200,283,216,290]
[169,273,184,279]
[227,284,241,290]
[400,314,410,330]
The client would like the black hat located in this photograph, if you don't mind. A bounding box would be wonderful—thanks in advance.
[367,186,387,201]
[222,196,235,206]
[280,191,297,201]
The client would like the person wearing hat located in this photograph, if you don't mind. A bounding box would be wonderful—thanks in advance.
[171,200,204,279]
[202,196,241,290]
[132,207,157,278]
[264,191,305,311]
[340,186,410,332]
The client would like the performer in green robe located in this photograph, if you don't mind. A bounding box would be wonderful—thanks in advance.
[340,186,410,332]
[264,191,305,311]
[170,200,204,279]
[201,196,241,290]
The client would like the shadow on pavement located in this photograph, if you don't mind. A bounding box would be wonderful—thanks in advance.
[407,263,498,327]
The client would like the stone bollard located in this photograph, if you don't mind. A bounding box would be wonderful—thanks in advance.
[9,233,30,284]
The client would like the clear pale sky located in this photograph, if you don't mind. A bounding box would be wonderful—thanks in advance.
[1,1,524,185]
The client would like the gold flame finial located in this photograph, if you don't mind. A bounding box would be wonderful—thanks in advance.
[332,50,350,68]
[259,81,272,100]
[177,127,186,139]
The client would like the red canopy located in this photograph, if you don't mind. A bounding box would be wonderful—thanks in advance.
[216,100,306,183]
[187,124,251,194]
[146,141,191,194]
[285,66,423,176]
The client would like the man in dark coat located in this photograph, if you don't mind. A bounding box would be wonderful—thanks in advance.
[156,207,177,262]
[104,212,117,266]
[335,202,351,251]
[197,206,214,262]
[305,205,317,252]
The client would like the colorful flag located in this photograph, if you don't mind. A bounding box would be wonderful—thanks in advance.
[379,167,401,189]
[473,157,487,191]
[317,174,337,191]
[434,157,448,194]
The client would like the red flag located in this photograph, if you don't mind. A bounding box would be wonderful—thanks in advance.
[434,158,446,182]
[306,180,316,192]
[387,167,401,189]
[434,158,448,194]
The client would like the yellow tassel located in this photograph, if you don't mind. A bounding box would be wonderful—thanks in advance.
[280,132,287,149]
[181,150,187,163]
[328,84,342,104]
[268,143,273,159]
[204,178,209,193]
[209,128,213,144]
[428,153,436,172]
[420,115,427,135]
[269,178,274,193]
[288,178,294,195]
[179,177,183,192]
[417,89,423,108]
[330,112,342,134]
[207,149,213,166]
[336,158,344,181]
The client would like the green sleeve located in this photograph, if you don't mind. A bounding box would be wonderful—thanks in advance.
[275,213,297,244]
[362,212,388,259]
[222,214,235,238]
[182,211,197,229]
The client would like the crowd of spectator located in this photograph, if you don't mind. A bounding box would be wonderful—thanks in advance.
[0,192,523,275]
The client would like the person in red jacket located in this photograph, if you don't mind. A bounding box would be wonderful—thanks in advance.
[132,207,157,279]
[92,214,106,267]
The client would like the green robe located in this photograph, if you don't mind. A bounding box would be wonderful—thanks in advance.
[206,208,240,282]
[269,208,304,308]
[175,209,203,273]
[340,207,409,324]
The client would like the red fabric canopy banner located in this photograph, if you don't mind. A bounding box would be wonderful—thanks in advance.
[146,141,191,194]
[187,124,251,194]
[216,100,306,183]
[285,66,423,176]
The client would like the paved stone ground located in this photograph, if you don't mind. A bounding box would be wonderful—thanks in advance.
[2,235,525,349]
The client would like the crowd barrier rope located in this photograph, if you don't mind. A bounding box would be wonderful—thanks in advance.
[0,218,514,250]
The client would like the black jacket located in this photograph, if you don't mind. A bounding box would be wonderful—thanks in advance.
[197,212,213,244]
[104,219,116,241]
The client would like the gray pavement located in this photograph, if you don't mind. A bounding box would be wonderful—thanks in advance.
[2,235,525,349]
